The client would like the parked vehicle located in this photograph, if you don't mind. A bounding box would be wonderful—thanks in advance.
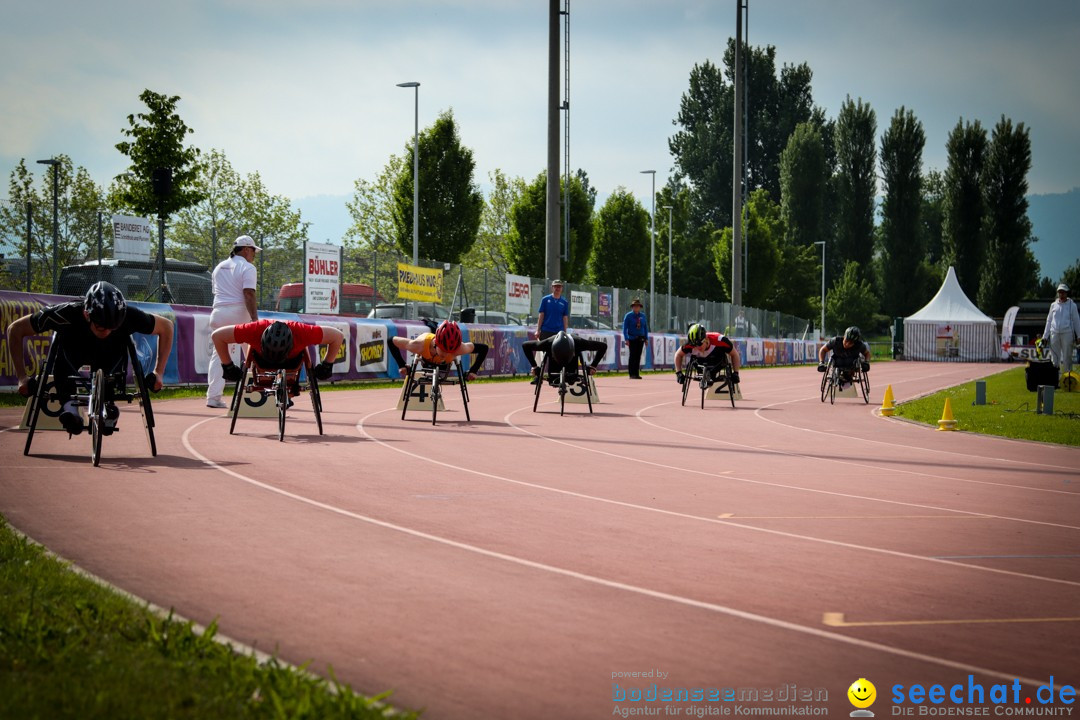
[276,282,384,317]
[367,303,451,321]
[58,259,212,306]
[466,310,523,326]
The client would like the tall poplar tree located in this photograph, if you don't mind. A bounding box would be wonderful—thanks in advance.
[941,119,987,297]
[879,107,928,318]
[832,97,877,288]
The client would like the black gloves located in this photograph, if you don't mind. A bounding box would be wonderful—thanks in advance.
[861,361,871,372]
[221,362,243,383]
[314,360,334,381]
[676,371,685,384]
[817,363,827,372]
[144,372,160,392]
[731,371,740,384]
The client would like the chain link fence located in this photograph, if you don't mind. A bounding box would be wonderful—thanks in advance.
[0,206,813,338]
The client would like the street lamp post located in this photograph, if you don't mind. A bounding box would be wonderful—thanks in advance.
[662,205,673,330]
[814,241,826,339]
[397,82,420,267]
[640,170,656,316]
[37,158,59,293]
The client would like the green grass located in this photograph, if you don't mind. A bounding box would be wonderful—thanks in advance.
[0,516,421,720]
[893,366,1080,446]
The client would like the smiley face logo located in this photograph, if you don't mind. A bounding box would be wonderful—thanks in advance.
[847,678,877,709]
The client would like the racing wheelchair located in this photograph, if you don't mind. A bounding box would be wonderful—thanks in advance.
[400,356,471,425]
[23,333,158,466]
[819,357,870,405]
[532,352,594,416]
[680,354,736,409]
[228,350,323,441]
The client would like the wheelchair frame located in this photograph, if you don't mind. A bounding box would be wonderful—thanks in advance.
[680,354,735,409]
[23,333,157,466]
[819,357,870,405]
[228,350,323,441]
[531,352,593,416]
[400,355,471,425]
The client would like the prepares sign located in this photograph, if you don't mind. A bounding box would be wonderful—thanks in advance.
[397,263,443,302]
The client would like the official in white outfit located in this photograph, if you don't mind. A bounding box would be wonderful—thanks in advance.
[1043,283,1080,379]
[206,235,260,408]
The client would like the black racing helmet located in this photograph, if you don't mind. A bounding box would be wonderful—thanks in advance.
[260,321,294,365]
[84,281,127,330]
[844,326,862,343]
[550,331,576,366]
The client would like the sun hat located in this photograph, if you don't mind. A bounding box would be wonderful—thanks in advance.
[234,235,262,251]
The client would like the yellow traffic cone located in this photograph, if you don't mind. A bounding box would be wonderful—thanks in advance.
[880,384,896,416]
[937,397,958,431]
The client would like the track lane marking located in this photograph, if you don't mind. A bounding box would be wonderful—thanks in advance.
[179,414,1069,692]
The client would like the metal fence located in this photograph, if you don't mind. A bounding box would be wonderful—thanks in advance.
[0,205,814,339]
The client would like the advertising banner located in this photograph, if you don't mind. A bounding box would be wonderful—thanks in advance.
[570,290,591,316]
[305,242,342,315]
[505,273,532,314]
[397,263,443,302]
[112,214,152,262]
[355,321,388,373]
[598,292,612,318]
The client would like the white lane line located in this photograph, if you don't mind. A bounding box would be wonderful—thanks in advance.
[634,399,1079,497]
[351,408,1080,588]
[180,414,1065,692]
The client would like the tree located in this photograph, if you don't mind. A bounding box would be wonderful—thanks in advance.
[833,97,877,288]
[391,109,483,265]
[503,172,594,282]
[941,119,988,297]
[921,169,946,267]
[169,149,247,265]
[825,261,877,333]
[780,122,827,249]
[115,90,204,218]
[0,157,108,292]
[345,153,405,256]
[668,45,823,235]
[977,117,1033,316]
[588,189,649,288]
[1061,258,1080,293]
[711,189,781,306]
[461,169,525,273]
[878,106,927,318]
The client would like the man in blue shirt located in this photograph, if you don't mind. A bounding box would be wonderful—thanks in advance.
[533,279,569,384]
[622,298,649,379]
[536,279,569,340]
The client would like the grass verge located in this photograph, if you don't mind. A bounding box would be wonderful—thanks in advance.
[0,515,420,719]
[893,366,1080,446]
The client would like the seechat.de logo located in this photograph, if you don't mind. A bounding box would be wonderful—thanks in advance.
[848,678,877,717]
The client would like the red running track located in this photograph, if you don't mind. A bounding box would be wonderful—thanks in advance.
[2,362,1078,719]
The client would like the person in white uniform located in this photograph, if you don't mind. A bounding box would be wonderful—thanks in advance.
[1043,283,1080,379]
[206,235,260,408]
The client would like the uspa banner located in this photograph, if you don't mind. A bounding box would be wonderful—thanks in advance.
[505,273,532,314]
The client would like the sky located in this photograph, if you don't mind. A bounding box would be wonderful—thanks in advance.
[2,0,1079,228]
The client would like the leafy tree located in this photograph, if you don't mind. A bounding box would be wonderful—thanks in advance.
[345,153,405,256]
[115,90,204,218]
[941,119,988,296]
[0,157,108,292]
[588,188,649,288]
[711,189,781,306]
[461,169,525,273]
[780,122,826,249]
[825,261,877,333]
[921,169,946,266]
[391,109,483,265]
[977,116,1032,316]
[1061,258,1080,293]
[833,97,877,287]
[169,149,247,266]
[503,172,594,282]
[668,45,823,235]
[769,242,821,322]
[878,106,927,318]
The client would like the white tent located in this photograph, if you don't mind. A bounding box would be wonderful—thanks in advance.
[903,267,999,361]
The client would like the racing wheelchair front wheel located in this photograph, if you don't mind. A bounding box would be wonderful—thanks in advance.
[90,368,105,467]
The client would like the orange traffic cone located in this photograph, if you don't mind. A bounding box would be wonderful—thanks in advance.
[880,385,896,416]
[937,397,958,431]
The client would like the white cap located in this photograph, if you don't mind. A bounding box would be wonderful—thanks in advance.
[234,235,261,251]
[1057,283,1069,293]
